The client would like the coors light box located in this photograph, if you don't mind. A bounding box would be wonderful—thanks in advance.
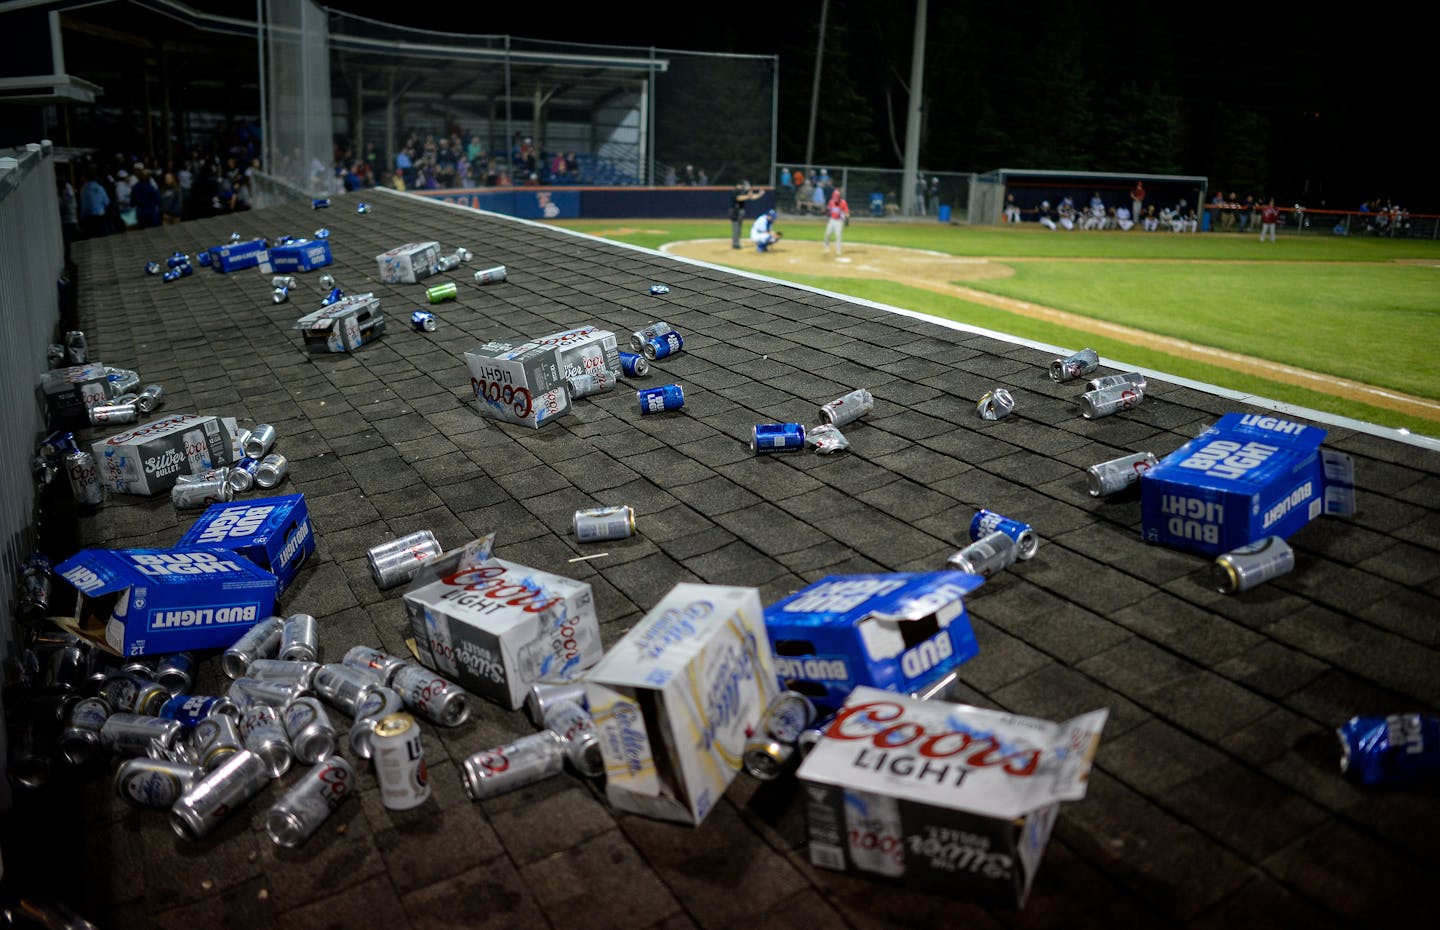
[798,687,1108,907]
[92,414,237,495]
[463,325,621,429]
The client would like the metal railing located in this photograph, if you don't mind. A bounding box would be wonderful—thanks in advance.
[775,164,973,221]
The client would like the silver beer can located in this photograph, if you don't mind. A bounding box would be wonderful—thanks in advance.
[89,403,139,425]
[1050,347,1100,382]
[573,505,635,542]
[192,713,246,770]
[115,757,204,808]
[223,616,285,679]
[59,696,111,765]
[1086,451,1159,497]
[1080,384,1144,420]
[474,265,507,285]
[171,477,232,510]
[946,530,1019,578]
[272,275,297,289]
[100,713,185,757]
[239,702,293,778]
[246,658,319,690]
[312,663,382,717]
[282,696,337,764]
[566,370,616,399]
[266,755,356,848]
[154,652,195,695]
[743,736,796,781]
[367,530,443,589]
[254,453,288,489]
[373,713,430,810]
[64,449,104,508]
[348,685,405,760]
[135,383,166,414]
[391,664,471,727]
[98,674,170,716]
[244,424,277,459]
[819,389,874,428]
[543,700,604,778]
[759,691,818,743]
[460,730,566,802]
[170,749,270,841]
[227,457,259,492]
[342,646,408,686]
[279,614,320,663]
[525,679,589,729]
[229,677,306,709]
[976,388,1016,421]
[1087,371,1148,394]
[629,321,672,352]
[1213,536,1295,594]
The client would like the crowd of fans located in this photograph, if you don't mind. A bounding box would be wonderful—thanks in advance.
[323,131,586,193]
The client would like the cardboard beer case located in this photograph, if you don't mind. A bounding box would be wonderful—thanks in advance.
[763,572,986,712]
[260,238,332,274]
[177,495,316,596]
[40,363,116,425]
[375,241,441,284]
[293,293,385,354]
[586,582,779,826]
[463,325,621,429]
[203,237,268,273]
[55,547,280,657]
[402,535,603,710]
[1140,412,1356,557]
[798,686,1108,907]
[91,413,237,496]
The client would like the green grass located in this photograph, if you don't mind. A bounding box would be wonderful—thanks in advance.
[549,218,1440,435]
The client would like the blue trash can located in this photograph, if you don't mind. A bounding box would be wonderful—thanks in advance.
[937,204,952,223]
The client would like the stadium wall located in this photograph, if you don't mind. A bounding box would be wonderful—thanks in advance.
[418,186,775,220]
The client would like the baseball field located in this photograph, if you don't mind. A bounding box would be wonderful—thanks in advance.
[550,216,1440,438]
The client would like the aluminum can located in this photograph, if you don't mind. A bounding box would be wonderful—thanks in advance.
[743,737,796,781]
[120,656,155,678]
[911,668,960,702]
[460,730,566,801]
[348,686,405,759]
[544,701,604,777]
[807,423,850,454]
[255,453,288,489]
[474,265,507,284]
[844,789,906,877]
[192,714,245,770]
[21,557,56,620]
[171,477,232,509]
[573,505,636,542]
[166,252,189,268]
[373,713,430,810]
[282,696,337,764]
[223,616,285,679]
[426,282,458,303]
[170,750,271,841]
[145,261,161,275]
[99,674,170,716]
[367,530,443,589]
[280,614,320,663]
[227,457,260,492]
[649,284,670,295]
[272,275,297,289]
[47,642,86,691]
[315,228,331,239]
[89,402,138,425]
[65,449,103,509]
[101,713,185,757]
[1087,371,1148,394]
[312,198,330,209]
[629,321,672,352]
[752,423,806,454]
[1212,536,1295,594]
[116,757,204,809]
[312,663,382,717]
[391,664,471,727]
[411,309,438,332]
[618,351,649,378]
[267,755,356,847]
[239,702,292,777]
[1079,384,1143,420]
[434,248,471,272]
[59,696,111,765]
[1086,451,1158,497]
[1050,347,1101,383]
[642,331,684,361]
[798,714,836,759]
[566,370,616,399]
[976,388,1016,421]
[970,509,1040,560]
[229,677,306,709]
[247,658,319,689]
[524,679,589,729]
[946,530,1019,578]
[65,330,87,363]
[162,263,193,282]
[819,389,873,428]
[760,691,818,743]
[319,273,336,289]
[321,286,343,306]
[1337,714,1440,786]
[356,202,370,214]
[135,383,165,413]
[637,384,685,415]
[272,287,290,304]
[243,423,277,459]
[154,652,195,694]
[47,343,66,367]
[160,694,239,728]
[342,646,408,685]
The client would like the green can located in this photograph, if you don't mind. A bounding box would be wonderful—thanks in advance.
[425,282,458,304]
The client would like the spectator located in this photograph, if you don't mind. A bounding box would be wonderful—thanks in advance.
[113,168,136,230]
[159,171,183,225]
[58,176,78,261]
[1036,200,1057,230]
[130,168,161,228]
[1003,194,1021,223]
[1259,198,1279,242]
[79,170,110,238]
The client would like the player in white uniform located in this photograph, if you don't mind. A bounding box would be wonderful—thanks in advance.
[750,209,781,252]
[822,188,850,255]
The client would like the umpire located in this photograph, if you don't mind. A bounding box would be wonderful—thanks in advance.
[730,182,765,249]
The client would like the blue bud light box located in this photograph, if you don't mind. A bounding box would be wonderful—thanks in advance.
[178,494,316,596]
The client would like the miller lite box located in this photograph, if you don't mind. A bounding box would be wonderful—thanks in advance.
[92,414,237,496]
[293,293,385,354]
[55,547,280,656]
[178,495,316,596]
[586,582,778,826]
[402,534,602,710]
[375,241,441,284]
[798,687,1108,907]
[1140,413,1356,557]
[40,363,116,425]
[202,237,268,273]
[261,238,332,274]
[764,572,985,712]
[463,325,620,429]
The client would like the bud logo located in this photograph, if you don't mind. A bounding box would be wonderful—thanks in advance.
[1238,414,1307,436]
[194,505,276,544]
[276,519,312,567]
[1177,439,1279,481]
[775,655,850,682]
[130,551,245,577]
[61,563,107,593]
[149,603,259,630]
[784,578,907,615]
[900,630,954,679]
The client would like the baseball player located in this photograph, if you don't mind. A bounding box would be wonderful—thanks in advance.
[750,209,782,252]
[822,187,850,255]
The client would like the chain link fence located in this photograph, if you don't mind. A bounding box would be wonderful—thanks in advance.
[775,164,972,221]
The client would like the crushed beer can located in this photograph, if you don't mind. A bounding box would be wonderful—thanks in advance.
[642,331,684,361]
[411,309,438,332]
[356,202,371,214]
[637,384,685,415]
[171,749,270,840]
[374,712,430,810]
[1212,536,1294,594]
[573,505,636,542]
[970,509,1039,560]
[272,275,297,289]
[946,530,1019,578]
[65,331,87,363]
[976,388,1015,421]
[321,286,344,306]
[312,664,382,717]
[312,198,330,209]
[1087,371,1148,394]
[1050,347,1100,383]
[1080,383,1144,420]
[145,261,161,275]
[752,423,806,454]
[314,228,330,239]
[805,424,850,455]
[474,265,507,285]
[460,730,566,801]
[434,247,471,273]
[819,389,873,428]
[267,755,355,847]
[166,252,190,269]
[649,284,670,295]
[1338,714,1440,785]
[273,286,290,304]
[618,351,649,377]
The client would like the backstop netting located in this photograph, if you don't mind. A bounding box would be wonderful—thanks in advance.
[264,0,334,195]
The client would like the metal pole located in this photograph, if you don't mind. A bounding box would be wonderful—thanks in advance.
[804,0,828,174]
[900,0,926,217]
[504,35,512,183]
[769,54,778,191]
[256,0,267,175]
[648,46,656,186]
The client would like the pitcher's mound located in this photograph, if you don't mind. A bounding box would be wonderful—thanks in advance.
[660,239,1015,283]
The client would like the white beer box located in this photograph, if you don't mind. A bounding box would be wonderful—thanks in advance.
[91,414,237,496]
[402,537,602,709]
[586,583,779,826]
[40,363,115,425]
[462,325,621,429]
[375,241,441,284]
[293,293,385,354]
[539,325,621,383]
[797,686,1108,908]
